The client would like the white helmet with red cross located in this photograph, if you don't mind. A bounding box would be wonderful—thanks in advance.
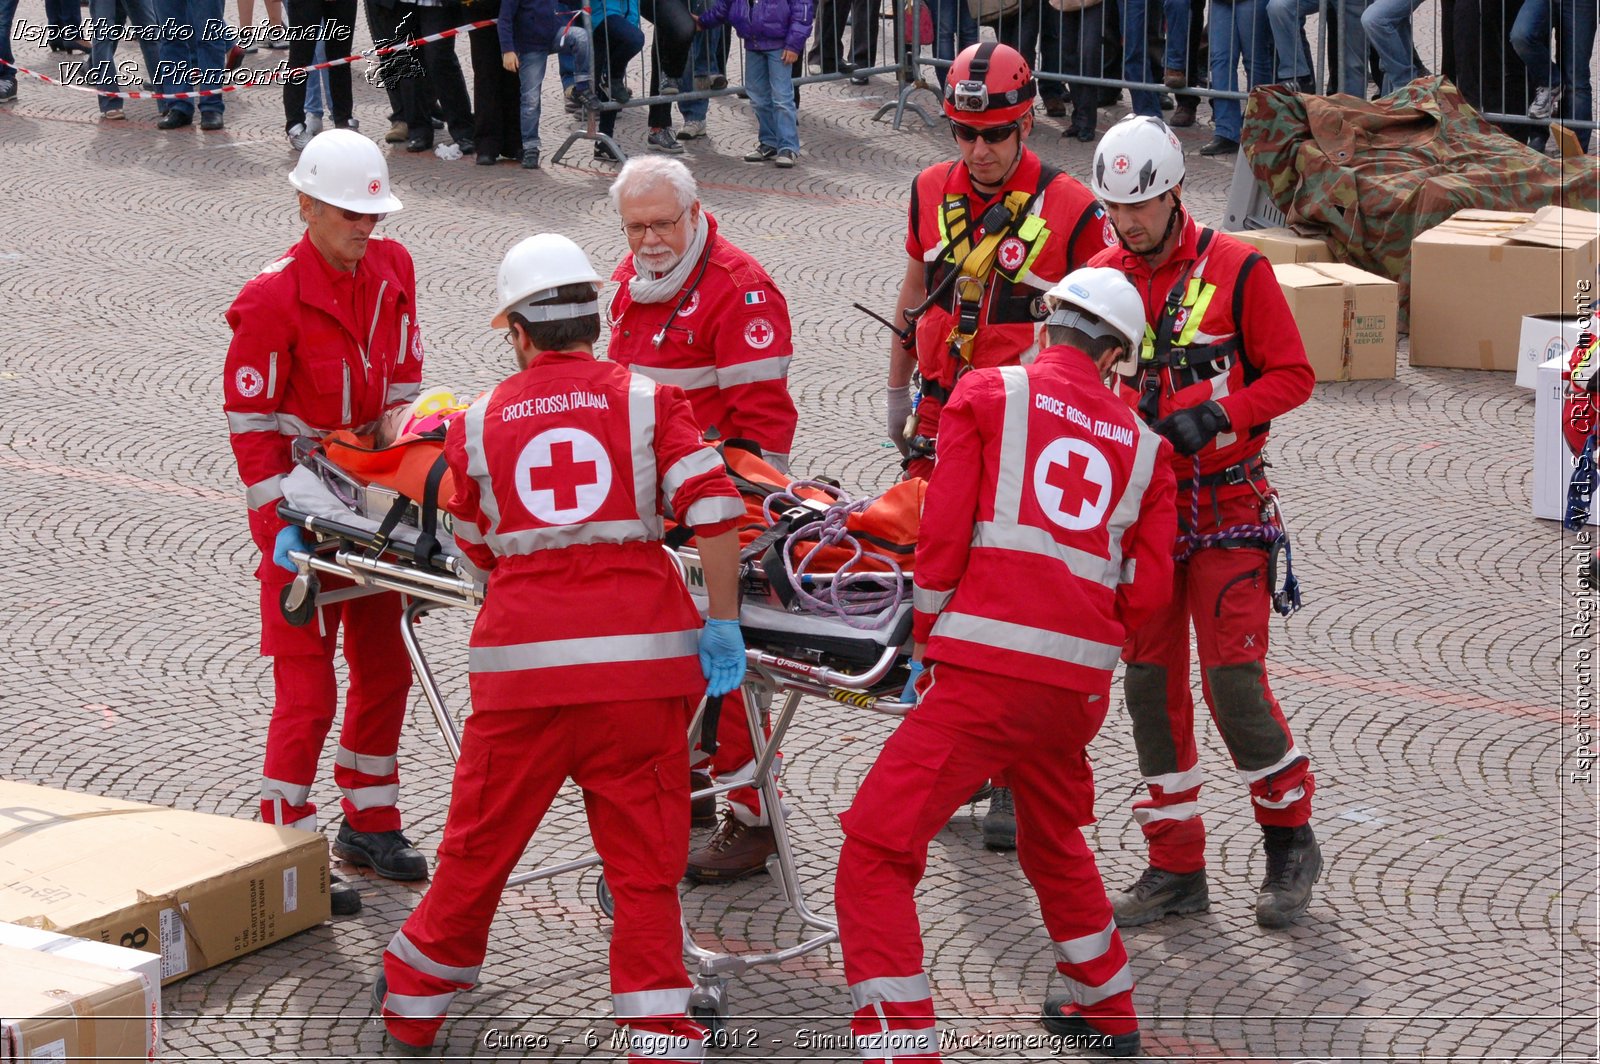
[1044,266,1147,373]
[1091,115,1186,204]
[288,129,404,214]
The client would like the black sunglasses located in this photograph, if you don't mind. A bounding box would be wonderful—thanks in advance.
[950,119,1021,144]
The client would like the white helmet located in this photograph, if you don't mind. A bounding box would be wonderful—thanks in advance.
[492,233,604,328]
[1043,267,1147,374]
[1092,115,1185,204]
[288,129,404,214]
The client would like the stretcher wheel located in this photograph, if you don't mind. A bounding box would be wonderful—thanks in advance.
[595,870,614,919]
[279,574,319,627]
[689,1003,726,1038]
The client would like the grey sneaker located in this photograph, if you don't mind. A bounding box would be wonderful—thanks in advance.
[1255,824,1321,929]
[660,80,680,95]
[980,786,1015,850]
[521,148,540,169]
[774,148,797,168]
[0,78,17,103]
[677,119,707,139]
[1528,83,1563,120]
[742,143,777,162]
[306,112,324,134]
[1110,865,1209,927]
[287,122,312,151]
[646,127,683,154]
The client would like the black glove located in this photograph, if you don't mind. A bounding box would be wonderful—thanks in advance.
[1153,400,1229,455]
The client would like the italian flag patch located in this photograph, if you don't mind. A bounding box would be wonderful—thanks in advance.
[743,290,766,305]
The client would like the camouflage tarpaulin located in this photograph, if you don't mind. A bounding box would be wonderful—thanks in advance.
[1241,76,1600,327]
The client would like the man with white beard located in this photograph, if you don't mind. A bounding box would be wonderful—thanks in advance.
[605,155,799,884]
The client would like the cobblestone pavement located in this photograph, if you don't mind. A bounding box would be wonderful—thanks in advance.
[1,17,1596,1063]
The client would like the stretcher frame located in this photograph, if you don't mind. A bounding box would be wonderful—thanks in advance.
[276,502,917,1029]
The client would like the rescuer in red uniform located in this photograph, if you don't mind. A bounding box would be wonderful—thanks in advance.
[837,267,1178,1060]
[374,233,747,1059]
[1087,115,1322,930]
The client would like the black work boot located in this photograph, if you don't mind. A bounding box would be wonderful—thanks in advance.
[1039,998,1142,1057]
[981,786,1016,850]
[1110,865,1209,927]
[334,819,430,881]
[1256,824,1321,928]
[329,873,362,916]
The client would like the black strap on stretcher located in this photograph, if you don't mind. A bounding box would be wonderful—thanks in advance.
[364,427,453,569]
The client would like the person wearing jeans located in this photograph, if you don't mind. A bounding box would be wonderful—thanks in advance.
[87,0,161,116]
[155,0,230,126]
[1206,0,1272,154]
[930,0,978,85]
[1266,0,1368,95]
[0,0,19,100]
[589,0,646,159]
[695,0,815,165]
[1511,0,1560,119]
[1119,0,1194,116]
[1358,0,1425,95]
[505,16,592,167]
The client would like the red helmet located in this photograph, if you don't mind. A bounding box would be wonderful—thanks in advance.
[943,42,1036,127]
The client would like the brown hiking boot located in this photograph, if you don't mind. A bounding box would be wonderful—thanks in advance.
[689,770,717,829]
[686,810,775,883]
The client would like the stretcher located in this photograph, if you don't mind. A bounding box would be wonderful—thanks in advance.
[274,444,919,1028]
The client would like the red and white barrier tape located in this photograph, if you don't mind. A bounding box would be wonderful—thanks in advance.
[3,18,496,101]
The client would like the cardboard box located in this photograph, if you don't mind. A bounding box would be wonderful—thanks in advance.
[0,781,332,984]
[0,924,160,1061]
[1410,206,1600,371]
[1227,226,1335,265]
[1273,262,1400,382]
[1533,352,1599,525]
[1516,313,1593,389]
[0,944,148,1063]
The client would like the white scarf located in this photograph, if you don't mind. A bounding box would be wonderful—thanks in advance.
[628,211,710,304]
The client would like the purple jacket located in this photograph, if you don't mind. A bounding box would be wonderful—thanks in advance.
[697,0,814,55]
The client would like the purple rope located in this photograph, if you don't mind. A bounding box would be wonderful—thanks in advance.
[761,482,908,629]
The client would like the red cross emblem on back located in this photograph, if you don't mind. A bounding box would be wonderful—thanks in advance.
[527,439,597,511]
[1045,451,1104,519]
[1032,437,1113,532]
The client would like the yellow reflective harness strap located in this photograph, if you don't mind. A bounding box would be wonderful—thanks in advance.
[943,187,1035,368]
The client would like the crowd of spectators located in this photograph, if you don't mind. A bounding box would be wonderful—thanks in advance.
[0,0,1593,158]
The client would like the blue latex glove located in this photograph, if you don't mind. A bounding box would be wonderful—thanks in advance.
[272,525,308,574]
[900,660,924,705]
[699,618,746,697]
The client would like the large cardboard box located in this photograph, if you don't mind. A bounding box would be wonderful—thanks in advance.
[1411,206,1600,371]
[0,944,148,1063]
[1273,262,1399,382]
[1227,226,1335,265]
[0,782,332,984]
[0,924,160,1061]
[1517,313,1593,389]
[1533,352,1599,525]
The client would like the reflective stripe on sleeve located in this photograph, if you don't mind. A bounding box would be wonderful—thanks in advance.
[715,355,790,388]
[629,373,661,532]
[1103,423,1163,580]
[387,380,422,405]
[929,612,1119,671]
[462,392,504,539]
[911,584,955,614]
[661,448,723,502]
[246,474,285,510]
[275,413,324,438]
[470,629,699,673]
[682,496,744,528]
[990,366,1031,522]
[227,411,281,434]
[633,364,719,391]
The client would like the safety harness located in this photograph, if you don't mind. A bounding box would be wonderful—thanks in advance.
[1135,229,1301,617]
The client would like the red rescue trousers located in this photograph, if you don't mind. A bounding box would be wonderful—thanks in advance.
[835,662,1137,1062]
[259,586,411,833]
[1121,485,1314,873]
[693,688,779,824]
[380,696,705,1061]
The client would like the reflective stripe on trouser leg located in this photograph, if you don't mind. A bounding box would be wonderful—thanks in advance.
[261,653,339,828]
[1186,514,1314,830]
[848,974,939,1063]
[336,591,411,832]
[383,704,572,1049]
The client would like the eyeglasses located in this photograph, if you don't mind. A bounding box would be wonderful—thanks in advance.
[338,207,387,223]
[621,207,688,240]
[949,120,1021,145]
